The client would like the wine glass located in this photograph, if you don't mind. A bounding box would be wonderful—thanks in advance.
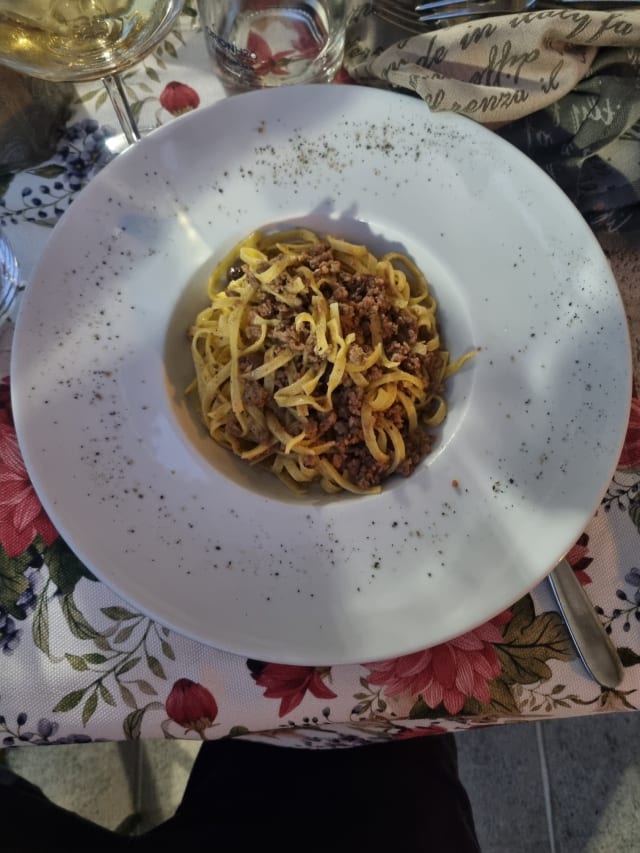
[0,0,186,146]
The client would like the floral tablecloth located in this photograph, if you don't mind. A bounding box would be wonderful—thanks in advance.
[1,2,640,749]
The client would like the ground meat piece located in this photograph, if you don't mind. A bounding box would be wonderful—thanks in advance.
[242,380,270,408]
[329,283,349,302]
[304,410,337,441]
[225,416,243,438]
[386,402,407,429]
[382,310,417,347]
[270,325,307,350]
[238,353,262,373]
[387,340,412,361]
[379,310,399,343]
[396,429,434,478]
[347,344,367,366]
[337,300,357,337]
[304,247,335,270]
[341,444,388,491]
[331,383,365,437]
[272,368,290,392]
[243,323,264,344]
[256,296,276,319]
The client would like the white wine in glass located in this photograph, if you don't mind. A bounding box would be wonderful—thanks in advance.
[0,0,185,144]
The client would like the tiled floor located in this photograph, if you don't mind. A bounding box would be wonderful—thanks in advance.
[456,713,640,853]
[2,711,639,851]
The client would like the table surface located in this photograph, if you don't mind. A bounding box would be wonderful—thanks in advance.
[1,4,640,749]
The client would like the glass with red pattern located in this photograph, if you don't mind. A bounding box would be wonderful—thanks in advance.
[197,0,346,90]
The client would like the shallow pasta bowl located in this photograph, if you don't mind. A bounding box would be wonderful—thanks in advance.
[11,84,632,665]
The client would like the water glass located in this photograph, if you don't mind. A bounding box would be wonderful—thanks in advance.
[0,229,19,325]
[197,0,346,90]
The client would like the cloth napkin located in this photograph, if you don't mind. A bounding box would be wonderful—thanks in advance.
[345,6,640,247]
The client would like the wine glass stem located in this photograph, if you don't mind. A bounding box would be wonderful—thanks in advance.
[102,74,141,145]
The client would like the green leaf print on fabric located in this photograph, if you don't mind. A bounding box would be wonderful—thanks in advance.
[45,538,96,594]
[495,594,575,684]
[0,555,30,619]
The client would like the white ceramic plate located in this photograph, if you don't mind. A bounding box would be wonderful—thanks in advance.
[12,85,632,665]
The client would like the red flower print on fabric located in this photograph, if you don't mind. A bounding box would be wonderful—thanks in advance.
[248,661,337,717]
[165,678,218,736]
[333,67,354,84]
[0,379,58,557]
[565,532,592,586]
[365,610,512,715]
[618,396,640,470]
[159,81,201,116]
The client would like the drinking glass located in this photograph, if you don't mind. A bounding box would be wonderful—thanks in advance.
[198,0,345,90]
[0,1,186,146]
[0,230,19,326]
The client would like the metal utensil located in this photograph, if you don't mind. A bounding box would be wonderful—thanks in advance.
[414,0,532,23]
[373,0,431,32]
[548,558,624,689]
[374,0,523,30]
[413,0,640,25]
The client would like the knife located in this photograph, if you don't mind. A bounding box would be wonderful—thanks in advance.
[548,558,624,689]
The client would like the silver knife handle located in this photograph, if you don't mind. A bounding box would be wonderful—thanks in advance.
[548,558,624,689]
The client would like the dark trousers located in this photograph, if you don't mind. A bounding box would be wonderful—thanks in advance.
[2,734,482,852]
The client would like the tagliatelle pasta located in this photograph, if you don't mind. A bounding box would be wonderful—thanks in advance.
[188,229,475,495]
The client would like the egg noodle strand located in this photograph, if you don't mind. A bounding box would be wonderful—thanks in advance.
[189,229,475,495]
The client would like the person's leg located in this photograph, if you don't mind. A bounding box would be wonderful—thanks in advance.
[2,735,482,852]
[138,734,482,852]
[1,764,133,852]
